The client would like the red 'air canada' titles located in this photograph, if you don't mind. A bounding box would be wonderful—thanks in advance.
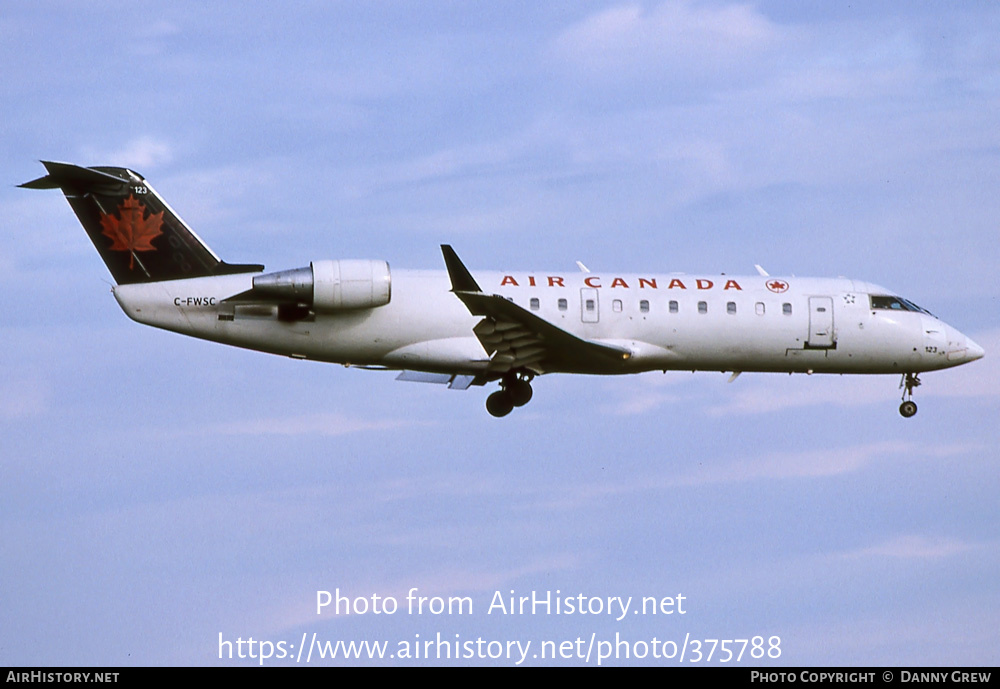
[497,275,743,291]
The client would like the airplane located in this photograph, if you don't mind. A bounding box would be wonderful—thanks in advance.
[21,161,984,418]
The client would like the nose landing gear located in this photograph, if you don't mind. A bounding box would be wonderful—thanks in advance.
[485,371,534,417]
[899,373,921,418]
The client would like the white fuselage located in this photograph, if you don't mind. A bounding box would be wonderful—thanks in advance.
[112,267,983,379]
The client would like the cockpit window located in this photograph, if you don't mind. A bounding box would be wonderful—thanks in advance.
[870,295,934,316]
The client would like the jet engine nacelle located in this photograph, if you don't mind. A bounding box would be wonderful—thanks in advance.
[251,259,391,311]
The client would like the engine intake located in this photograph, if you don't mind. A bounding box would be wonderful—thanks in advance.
[250,259,391,312]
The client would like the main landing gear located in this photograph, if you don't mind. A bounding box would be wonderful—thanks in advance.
[899,372,921,418]
[486,371,534,418]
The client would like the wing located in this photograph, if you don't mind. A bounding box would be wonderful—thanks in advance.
[441,245,632,377]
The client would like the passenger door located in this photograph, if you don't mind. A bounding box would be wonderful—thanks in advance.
[807,296,835,348]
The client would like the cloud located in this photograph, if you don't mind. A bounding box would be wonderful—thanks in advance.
[524,440,979,512]
[839,535,980,561]
[652,440,982,487]
[705,375,894,416]
[83,136,174,169]
[106,409,427,444]
[204,412,427,438]
[551,1,782,78]
[0,377,49,420]
[608,389,684,416]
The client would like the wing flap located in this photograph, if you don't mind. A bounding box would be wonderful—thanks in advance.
[396,371,480,389]
[441,245,632,376]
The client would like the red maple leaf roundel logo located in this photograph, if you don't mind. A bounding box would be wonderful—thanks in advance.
[99,195,164,270]
[766,279,789,293]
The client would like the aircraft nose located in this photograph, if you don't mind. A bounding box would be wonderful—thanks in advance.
[942,326,985,365]
[966,336,985,361]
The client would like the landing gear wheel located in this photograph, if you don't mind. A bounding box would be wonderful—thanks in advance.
[507,379,533,407]
[898,373,921,418]
[486,390,514,418]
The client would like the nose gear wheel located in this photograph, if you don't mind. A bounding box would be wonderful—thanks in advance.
[898,373,921,418]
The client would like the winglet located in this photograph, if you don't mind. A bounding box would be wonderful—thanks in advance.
[441,245,482,293]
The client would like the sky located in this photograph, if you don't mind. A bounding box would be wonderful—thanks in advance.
[1,1,998,667]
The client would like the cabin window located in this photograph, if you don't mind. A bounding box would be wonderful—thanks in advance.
[783,303,792,315]
[755,302,765,316]
[530,297,540,311]
[558,298,568,311]
[669,300,678,313]
[727,301,737,315]
[639,300,650,313]
[585,299,595,312]
[612,299,622,313]
[698,301,708,314]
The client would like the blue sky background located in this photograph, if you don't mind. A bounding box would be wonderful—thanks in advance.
[2,1,998,666]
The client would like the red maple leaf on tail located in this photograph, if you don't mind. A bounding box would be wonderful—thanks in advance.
[99,195,164,269]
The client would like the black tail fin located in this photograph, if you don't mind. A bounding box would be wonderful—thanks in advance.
[20,161,263,284]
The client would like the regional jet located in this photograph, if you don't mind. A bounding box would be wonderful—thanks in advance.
[21,161,984,417]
